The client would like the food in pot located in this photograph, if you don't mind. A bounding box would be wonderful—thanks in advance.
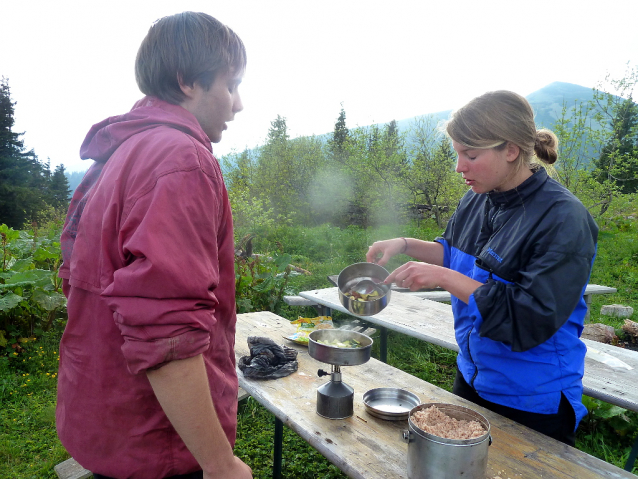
[411,405,486,440]
[316,338,363,348]
[345,289,380,302]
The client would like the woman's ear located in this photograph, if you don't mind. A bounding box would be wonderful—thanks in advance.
[505,142,521,163]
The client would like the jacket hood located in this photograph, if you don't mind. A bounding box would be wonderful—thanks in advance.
[80,97,211,162]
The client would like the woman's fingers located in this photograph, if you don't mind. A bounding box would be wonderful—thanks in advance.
[385,263,408,284]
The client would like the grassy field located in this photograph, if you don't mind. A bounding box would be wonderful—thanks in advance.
[1,219,637,478]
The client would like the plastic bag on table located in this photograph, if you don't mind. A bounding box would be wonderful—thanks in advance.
[286,316,333,345]
[238,336,299,379]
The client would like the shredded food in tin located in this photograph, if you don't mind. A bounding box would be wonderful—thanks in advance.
[411,406,486,440]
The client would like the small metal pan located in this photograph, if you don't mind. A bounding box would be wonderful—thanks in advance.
[337,262,391,316]
[363,388,421,421]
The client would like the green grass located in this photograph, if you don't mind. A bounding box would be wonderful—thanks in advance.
[0,332,68,478]
[1,219,637,477]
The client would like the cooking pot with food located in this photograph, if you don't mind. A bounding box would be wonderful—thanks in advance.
[402,402,491,479]
[337,262,391,316]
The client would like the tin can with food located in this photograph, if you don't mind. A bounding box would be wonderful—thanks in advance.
[402,402,491,479]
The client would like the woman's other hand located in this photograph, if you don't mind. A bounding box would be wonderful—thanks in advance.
[366,238,406,266]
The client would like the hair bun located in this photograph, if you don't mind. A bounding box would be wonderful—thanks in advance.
[534,129,559,165]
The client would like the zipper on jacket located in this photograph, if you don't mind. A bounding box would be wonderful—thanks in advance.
[466,331,479,387]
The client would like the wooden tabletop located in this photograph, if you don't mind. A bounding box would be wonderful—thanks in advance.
[326,276,616,302]
[298,287,638,414]
[236,311,635,479]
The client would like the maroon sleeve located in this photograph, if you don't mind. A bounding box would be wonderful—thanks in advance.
[102,167,225,374]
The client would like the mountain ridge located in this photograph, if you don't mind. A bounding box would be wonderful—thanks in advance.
[390,81,598,134]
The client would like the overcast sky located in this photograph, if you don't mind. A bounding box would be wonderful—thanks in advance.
[2,0,637,173]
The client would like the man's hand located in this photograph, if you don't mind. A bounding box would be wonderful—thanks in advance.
[204,456,252,479]
[147,354,252,478]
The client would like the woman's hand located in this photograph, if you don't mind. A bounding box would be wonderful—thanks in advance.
[366,238,406,266]
[387,261,483,303]
[385,261,445,291]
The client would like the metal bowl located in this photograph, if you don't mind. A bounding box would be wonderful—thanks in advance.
[337,262,391,316]
[363,388,421,421]
[308,329,372,366]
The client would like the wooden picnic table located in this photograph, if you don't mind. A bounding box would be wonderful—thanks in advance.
[236,311,636,478]
[298,287,638,414]
[325,277,617,322]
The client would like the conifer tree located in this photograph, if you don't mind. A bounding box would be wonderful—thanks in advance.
[0,77,52,227]
[48,164,72,208]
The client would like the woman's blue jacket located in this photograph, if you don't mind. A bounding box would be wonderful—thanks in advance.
[436,167,598,429]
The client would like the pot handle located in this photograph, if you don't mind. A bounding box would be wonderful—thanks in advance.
[488,434,493,446]
[402,430,413,443]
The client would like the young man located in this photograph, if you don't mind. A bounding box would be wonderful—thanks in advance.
[57,12,252,479]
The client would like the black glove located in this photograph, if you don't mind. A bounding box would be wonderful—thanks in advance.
[238,336,299,379]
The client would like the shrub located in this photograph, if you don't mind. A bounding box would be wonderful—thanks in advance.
[0,224,66,365]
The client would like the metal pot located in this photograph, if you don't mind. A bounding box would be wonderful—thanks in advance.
[402,403,491,479]
[337,262,391,316]
[308,329,372,366]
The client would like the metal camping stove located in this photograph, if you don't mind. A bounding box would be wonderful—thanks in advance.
[308,329,373,419]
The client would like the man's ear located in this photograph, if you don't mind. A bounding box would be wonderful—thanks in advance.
[505,142,521,163]
[177,74,196,99]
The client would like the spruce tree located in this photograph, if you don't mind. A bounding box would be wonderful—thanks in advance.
[0,77,51,228]
[329,106,349,159]
[48,164,72,208]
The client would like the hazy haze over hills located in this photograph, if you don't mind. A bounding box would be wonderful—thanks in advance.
[65,81,601,190]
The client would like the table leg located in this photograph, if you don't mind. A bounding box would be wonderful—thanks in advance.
[584,294,592,323]
[625,433,638,472]
[380,327,388,363]
[273,417,283,479]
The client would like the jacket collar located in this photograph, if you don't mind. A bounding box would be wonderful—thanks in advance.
[486,166,548,207]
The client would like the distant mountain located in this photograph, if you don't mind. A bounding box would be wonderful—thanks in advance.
[389,82,597,133]
[526,82,597,128]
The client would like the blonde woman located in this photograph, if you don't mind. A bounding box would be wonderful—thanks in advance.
[367,90,598,446]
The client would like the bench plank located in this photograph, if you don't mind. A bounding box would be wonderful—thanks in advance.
[54,458,91,479]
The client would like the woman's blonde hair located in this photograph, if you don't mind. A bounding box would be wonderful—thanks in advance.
[445,90,559,166]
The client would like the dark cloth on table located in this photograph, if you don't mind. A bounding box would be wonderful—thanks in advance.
[238,336,298,379]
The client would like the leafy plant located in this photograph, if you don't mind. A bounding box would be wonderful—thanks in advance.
[0,224,66,363]
[582,396,638,438]
[235,249,296,314]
